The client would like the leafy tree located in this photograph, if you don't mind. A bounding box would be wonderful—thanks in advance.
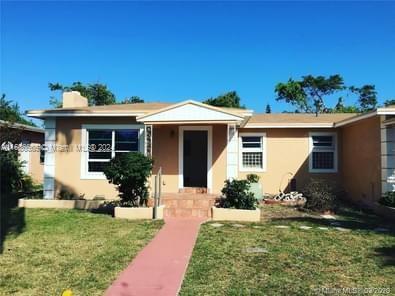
[49,82,116,107]
[104,152,153,207]
[203,91,245,108]
[350,84,377,112]
[384,99,395,107]
[265,104,272,114]
[0,94,36,126]
[332,97,359,113]
[121,96,144,104]
[275,75,345,115]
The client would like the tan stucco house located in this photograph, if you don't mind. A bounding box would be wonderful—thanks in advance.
[27,91,395,207]
[0,120,44,183]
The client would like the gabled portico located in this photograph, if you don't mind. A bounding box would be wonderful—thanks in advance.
[137,100,248,193]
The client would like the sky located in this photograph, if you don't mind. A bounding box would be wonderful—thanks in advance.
[1,1,395,115]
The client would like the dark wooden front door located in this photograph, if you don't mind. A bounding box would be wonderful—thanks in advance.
[183,130,208,187]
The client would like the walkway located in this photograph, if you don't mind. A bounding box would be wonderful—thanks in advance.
[105,217,205,296]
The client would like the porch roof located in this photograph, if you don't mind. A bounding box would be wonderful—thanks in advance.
[136,100,248,124]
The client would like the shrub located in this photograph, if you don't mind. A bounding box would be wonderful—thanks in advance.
[216,179,258,210]
[379,192,395,207]
[58,189,75,200]
[0,149,24,196]
[104,152,153,207]
[246,174,260,183]
[302,179,337,212]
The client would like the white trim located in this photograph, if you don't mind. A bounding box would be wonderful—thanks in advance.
[138,100,245,122]
[43,118,56,199]
[244,124,334,128]
[238,132,267,172]
[377,108,395,115]
[308,132,338,173]
[227,124,239,179]
[80,124,144,180]
[27,112,145,118]
[20,139,31,174]
[178,126,213,193]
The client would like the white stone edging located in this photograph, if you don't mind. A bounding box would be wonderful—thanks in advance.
[211,206,261,222]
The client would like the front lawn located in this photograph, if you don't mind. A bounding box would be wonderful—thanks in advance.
[0,209,163,296]
[181,205,395,295]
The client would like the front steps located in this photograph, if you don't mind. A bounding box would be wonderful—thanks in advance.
[161,192,218,218]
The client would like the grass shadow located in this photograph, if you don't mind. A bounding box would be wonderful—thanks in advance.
[374,245,395,266]
[89,201,117,217]
[0,193,26,253]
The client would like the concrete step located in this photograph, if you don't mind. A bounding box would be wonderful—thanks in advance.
[164,207,211,218]
[161,198,216,209]
[160,192,218,218]
[179,187,208,194]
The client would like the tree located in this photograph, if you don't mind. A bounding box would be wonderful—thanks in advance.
[275,75,345,115]
[49,82,116,107]
[332,97,359,113]
[104,152,153,207]
[265,104,272,113]
[350,85,377,112]
[0,94,36,126]
[121,96,144,104]
[384,99,395,107]
[203,91,245,108]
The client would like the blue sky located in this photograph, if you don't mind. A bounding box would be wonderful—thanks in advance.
[1,1,394,114]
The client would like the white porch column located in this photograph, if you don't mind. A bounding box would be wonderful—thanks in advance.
[381,116,395,194]
[43,118,56,199]
[227,123,238,180]
[144,125,153,157]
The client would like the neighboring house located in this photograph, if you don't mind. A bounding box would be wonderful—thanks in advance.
[0,120,44,183]
[27,91,395,208]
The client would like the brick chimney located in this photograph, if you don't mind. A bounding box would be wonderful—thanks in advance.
[62,91,88,108]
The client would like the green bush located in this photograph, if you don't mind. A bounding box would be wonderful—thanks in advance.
[0,150,24,196]
[246,174,260,183]
[216,179,258,210]
[104,152,153,207]
[379,192,395,207]
[302,179,337,212]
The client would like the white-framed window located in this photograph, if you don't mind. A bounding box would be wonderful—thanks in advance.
[81,124,144,179]
[239,133,266,172]
[309,132,337,173]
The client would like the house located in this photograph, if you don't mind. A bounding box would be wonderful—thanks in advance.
[27,91,395,209]
[0,120,44,183]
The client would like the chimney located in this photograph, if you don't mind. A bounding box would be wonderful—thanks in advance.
[62,91,88,108]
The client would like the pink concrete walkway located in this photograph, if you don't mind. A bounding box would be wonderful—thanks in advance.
[105,218,205,296]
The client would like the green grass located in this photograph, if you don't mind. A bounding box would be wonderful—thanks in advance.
[0,209,163,296]
[181,205,395,295]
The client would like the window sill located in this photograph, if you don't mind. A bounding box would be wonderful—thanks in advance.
[309,169,338,173]
[239,168,266,173]
[80,173,107,180]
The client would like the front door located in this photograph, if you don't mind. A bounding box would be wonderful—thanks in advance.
[183,130,208,187]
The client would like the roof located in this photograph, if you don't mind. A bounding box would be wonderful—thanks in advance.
[0,120,44,133]
[245,113,357,128]
[26,99,395,128]
[27,101,251,118]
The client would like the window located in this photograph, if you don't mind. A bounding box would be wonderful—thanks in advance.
[40,147,45,164]
[239,133,266,172]
[309,132,337,173]
[81,125,143,179]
